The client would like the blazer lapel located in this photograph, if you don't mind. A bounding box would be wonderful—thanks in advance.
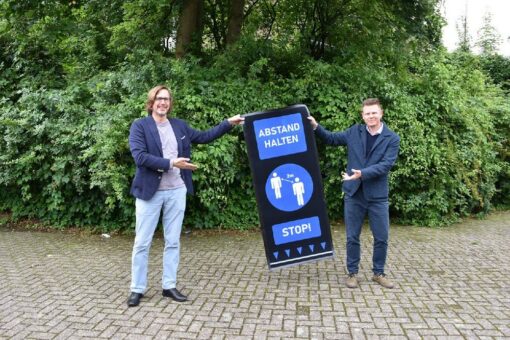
[147,116,163,156]
[359,125,367,160]
[169,118,184,156]
[367,124,389,158]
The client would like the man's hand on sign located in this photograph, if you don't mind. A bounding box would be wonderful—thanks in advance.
[307,116,318,130]
[228,114,245,126]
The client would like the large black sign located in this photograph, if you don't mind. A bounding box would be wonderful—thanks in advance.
[243,104,334,269]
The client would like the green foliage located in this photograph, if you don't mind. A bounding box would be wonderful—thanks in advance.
[388,52,506,225]
[0,86,101,226]
[479,55,510,206]
[475,12,502,56]
[480,54,510,93]
[0,0,509,230]
[108,0,177,58]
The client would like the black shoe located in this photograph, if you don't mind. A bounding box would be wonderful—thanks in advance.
[162,288,188,302]
[127,292,143,307]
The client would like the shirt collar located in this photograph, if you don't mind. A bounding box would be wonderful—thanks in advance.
[366,122,384,136]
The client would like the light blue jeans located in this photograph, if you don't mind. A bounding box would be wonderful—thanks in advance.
[130,187,187,294]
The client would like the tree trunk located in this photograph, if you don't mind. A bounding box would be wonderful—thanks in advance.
[175,0,204,58]
[226,0,245,46]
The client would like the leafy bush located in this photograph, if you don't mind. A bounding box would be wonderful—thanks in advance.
[1,48,509,230]
[0,0,508,231]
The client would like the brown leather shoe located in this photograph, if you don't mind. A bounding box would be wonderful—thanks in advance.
[372,274,394,289]
[345,273,358,288]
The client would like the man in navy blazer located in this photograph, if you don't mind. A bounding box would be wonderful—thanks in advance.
[308,98,400,289]
[127,85,243,307]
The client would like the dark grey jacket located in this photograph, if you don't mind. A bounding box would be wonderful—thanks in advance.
[315,123,400,201]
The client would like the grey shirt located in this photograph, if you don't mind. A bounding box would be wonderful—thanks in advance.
[156,120,185,190]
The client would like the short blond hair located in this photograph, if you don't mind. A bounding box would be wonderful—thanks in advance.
[361,98,382,111]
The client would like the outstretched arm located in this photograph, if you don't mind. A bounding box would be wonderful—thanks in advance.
[308,115,349,146]
[187,114,243,144]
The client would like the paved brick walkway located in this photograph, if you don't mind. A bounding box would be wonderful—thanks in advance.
[1,211,509,339]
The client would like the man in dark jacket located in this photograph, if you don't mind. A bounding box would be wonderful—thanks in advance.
[127,85,243,307]
[308,98,400,289]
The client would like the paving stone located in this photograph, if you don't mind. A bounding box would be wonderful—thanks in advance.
[0,211,509,338]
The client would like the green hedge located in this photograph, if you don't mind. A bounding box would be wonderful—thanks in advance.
[1,51,509,230]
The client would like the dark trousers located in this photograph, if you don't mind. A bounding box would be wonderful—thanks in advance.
[344,188,389,275]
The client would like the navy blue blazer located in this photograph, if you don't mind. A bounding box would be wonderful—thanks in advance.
[315,123,400,201]
[129,115,233,200]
